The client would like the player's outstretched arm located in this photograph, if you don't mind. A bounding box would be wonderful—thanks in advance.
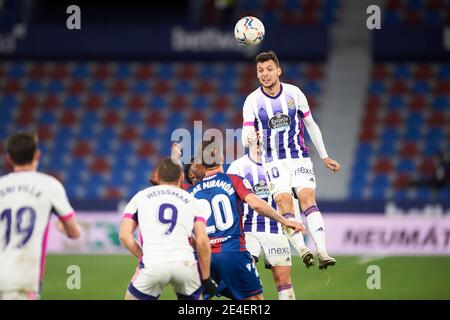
[119,219,142,259]
[193,220,211,280]
[244,193,306,233]
[303,114,341,172]
[193,220,217,296]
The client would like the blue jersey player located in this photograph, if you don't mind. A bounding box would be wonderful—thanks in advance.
[189,139,305,300]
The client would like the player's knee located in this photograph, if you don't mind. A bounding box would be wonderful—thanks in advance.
[274,192,292,209]
[297,188,316,211]
[274,271,291,287]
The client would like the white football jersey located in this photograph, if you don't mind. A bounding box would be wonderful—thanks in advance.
[0,171,75,293]
[123,185,206,267]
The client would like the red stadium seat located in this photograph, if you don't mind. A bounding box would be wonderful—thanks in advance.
[213,96,230,111]
[362,112,378,128]
[405,11,423,24]
[190,111,206,123]
[37,125,53,141]
[170,95,188,111]
[263,0,282,11]
[145,111,164,126]
[127,96,145,111]
[21,95,38,111]
[177,64,195,80]
[366,95,382,112]
[306,64,323,80]
[359,126,376,142]
[433,81,450,95]
[103,111,120,126]
[120,127,138,142]
[153,81,171,95]
[385,111,401,127]
[195,81,214,95]
[104,187,122,199]
[16,110,34,125]
[428,111,446,126]
[390,81,408,95]
[374,158,393,174]
[427,0,445,10]
[73,141,91,158]
[135,64,154,79]
[137,142,155,158]
[90,157,110,173]
[414,64,433,80]
[42,95,60,111]
[394,174,410,189]
[61,110,78,126]
[85,95,103,110]
[110,80,128,95]
[50,64,68,79]
[231,113,243,128]
[68,80,86,95]
[372,64,389,81]
[408,95,426,111]
[400,142,418,158]
[93,64,111,80]
[29,64,47,79]
[418,158,436,174]
[5,80,21,94]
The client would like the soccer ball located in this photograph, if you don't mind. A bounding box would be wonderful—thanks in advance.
[234,16,265,47]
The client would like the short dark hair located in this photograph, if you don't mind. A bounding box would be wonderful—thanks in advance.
[6,131,38,165]
[198,137,222,169]
[183,157,196,184]
[255,51,280,67]
[157,157,183,183]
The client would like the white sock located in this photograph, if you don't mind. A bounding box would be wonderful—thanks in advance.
[288,231,307,255]
[277,284,296,300]
[304,206,327,255]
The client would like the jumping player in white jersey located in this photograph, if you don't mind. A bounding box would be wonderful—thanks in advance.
[241,51,341,269]
[120,158,216,300]
[227,142,314,299]
[0,131,80,300]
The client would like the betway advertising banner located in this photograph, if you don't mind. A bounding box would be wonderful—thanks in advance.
[47,212,450,256]
[3,25,327,60]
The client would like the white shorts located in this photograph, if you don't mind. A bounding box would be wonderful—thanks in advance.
[245,232,292,268]
[0,291,39,300]
[263,157,316,197]
[129,261,201,299]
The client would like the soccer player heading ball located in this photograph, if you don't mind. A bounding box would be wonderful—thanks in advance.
[241,51,341,269]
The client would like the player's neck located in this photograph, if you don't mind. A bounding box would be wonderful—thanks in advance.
[204,166,223,177]
[159,181,181,187]
[13,163,36,172]
[262,81,281,97]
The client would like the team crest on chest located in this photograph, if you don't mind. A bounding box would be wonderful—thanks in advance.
[287,98,296,110]
[268,112,291,131]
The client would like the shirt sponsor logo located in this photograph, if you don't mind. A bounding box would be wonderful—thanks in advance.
[294,167,314,175]
[268,112,291,131]
[252,181,270,198]
[267,247,290,255]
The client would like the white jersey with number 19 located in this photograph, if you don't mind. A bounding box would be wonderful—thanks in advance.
[0,171,75,294]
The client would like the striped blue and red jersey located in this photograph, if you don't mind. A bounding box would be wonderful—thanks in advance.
[242,82,311,163]
[227,154,282,235]
[188,173,251,254]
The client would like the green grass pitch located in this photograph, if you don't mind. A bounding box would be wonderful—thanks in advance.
[41,255,450,300]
